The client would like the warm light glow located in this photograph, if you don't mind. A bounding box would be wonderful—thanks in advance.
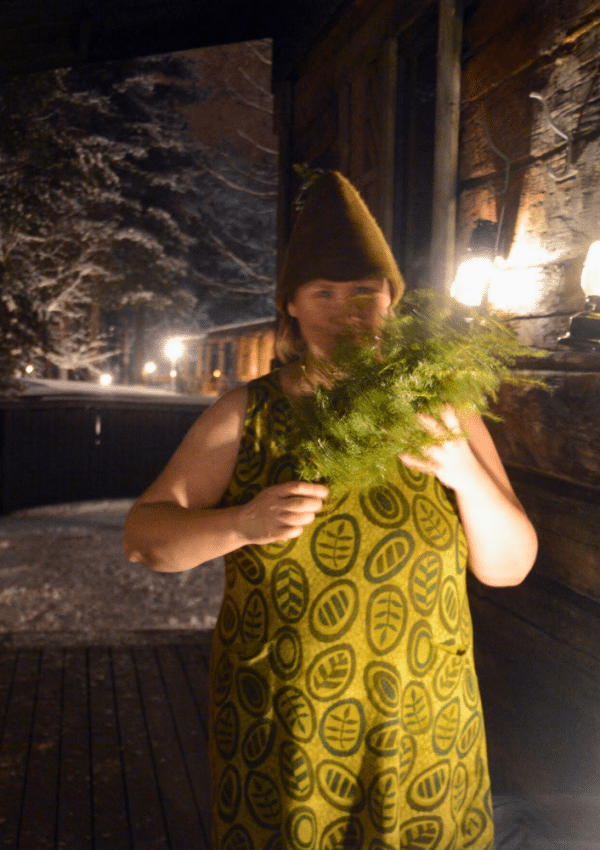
[487,262,546,314]
[165,337,184,363]
[581,241,600,297]
[143,360,157,375]
[99,373,113,386]
[451,258,495,307]
[25,364,34,374]
[212,369,222,379]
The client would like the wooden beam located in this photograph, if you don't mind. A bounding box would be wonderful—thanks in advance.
[430,0,463,292]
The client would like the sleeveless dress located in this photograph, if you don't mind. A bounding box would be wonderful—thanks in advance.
[209,372,494,850]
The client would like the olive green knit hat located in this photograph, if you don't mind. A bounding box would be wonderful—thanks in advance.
[277,170,404,311]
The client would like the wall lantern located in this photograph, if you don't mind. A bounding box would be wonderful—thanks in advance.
[558,241,600,350]
[451,219,499,308]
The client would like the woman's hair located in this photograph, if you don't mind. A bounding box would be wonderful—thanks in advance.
[274,310,306,364]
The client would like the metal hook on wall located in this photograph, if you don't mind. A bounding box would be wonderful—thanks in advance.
[474,119,511,195]
[474,119,511,254]
[529,91,578,181]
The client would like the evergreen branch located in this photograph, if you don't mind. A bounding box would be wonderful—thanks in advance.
[285,291,547,492]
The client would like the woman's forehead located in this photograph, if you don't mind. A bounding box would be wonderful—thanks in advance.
[302,277,388,288]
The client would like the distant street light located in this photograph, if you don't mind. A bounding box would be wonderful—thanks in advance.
[165,337,184,391]
[142,361,157,382]
[25,364,34,374]
[99,373,113,386]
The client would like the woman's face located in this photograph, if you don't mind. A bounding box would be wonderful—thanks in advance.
[287,278,392,358]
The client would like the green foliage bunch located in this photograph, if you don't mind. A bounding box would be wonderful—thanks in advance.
[286,291,542,491]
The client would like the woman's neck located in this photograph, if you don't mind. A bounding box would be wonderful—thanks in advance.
[278,355,331,397]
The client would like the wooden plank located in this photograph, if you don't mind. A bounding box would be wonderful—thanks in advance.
[156,646,211,824]
[0,649,17,743]
[18,648,63,850]
[0,650,40,849]
[112,647,170,850]
[88,647,131,850]
[470,590,600,816]
[175,643,211,736]
[133,646,207,849]
[56,648,92,850]
[470,574,600,667]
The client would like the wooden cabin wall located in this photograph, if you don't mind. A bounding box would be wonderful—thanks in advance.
[274,0,438,260]
[273,0,600,598]
[460,0,600,602]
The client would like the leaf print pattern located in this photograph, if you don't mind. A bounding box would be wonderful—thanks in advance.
[211,374,493,850]
[240,590,268,647]
[245,771,282,829]
[320,699,365,756]
[409,553,442,615]
[306,645,355,701]
[274,686,316,742]
[279,741,315,801]
[311,515,360,576]
[368,768,398,832]
[367,586,408,655]
[272,560,308,623]
[413,496,453,550]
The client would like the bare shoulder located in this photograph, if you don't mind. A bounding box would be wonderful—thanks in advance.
[137,384,249,509]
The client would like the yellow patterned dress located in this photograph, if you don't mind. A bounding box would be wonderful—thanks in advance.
[210,372,494,850]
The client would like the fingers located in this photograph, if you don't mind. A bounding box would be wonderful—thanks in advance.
[269,481,330,500]
[240,480,329,545]
[416,406,461,439]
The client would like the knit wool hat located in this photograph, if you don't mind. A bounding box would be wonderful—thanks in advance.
[277,171,405,311]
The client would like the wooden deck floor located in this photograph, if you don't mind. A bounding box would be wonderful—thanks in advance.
[2,576,600,849]
[0,633,213,850]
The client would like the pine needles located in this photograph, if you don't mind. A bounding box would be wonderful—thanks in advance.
[285,291,544,491]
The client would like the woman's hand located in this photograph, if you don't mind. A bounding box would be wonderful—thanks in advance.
[399,407,477,490]
[400,407,538,587]
[238,481,329,545]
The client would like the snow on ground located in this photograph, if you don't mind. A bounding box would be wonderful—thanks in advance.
[0,499,225,635]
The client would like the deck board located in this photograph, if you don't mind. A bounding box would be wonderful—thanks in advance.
[56,647,93,850]
[0,636,211,850]
[112,648,170,850]
[0,651,41,849]
[89,647,132,849]
[1,605,600,847]
[18,648,63,850]
[133,647,209,850]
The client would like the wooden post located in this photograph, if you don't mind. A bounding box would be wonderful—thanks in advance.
[430,0,463,292]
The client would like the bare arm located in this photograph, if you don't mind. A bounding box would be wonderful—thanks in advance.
[400,409,537,587]
[124,384,328,573]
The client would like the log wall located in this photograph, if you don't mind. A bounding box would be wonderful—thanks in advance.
[460,0,600,601]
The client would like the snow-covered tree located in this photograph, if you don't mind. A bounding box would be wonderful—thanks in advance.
[0,41,277,389]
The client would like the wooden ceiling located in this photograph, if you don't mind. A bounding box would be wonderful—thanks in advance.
[0,0,277,79]
[0,0,351,82]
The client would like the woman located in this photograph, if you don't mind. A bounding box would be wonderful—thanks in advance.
[124,172,537,850]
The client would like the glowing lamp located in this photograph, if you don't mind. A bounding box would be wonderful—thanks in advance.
[99,373,113,386]
[25,364,34,374]
[451,257,495,307]
[558,241,600,350]
[143,361,157,375]
[451,219,499,308]
[164,337,184,363]
[212,369,222,379]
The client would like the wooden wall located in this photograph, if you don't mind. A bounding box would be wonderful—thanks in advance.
[271,0,600,831]
[459,0,600,601]
[274,0,600,603]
